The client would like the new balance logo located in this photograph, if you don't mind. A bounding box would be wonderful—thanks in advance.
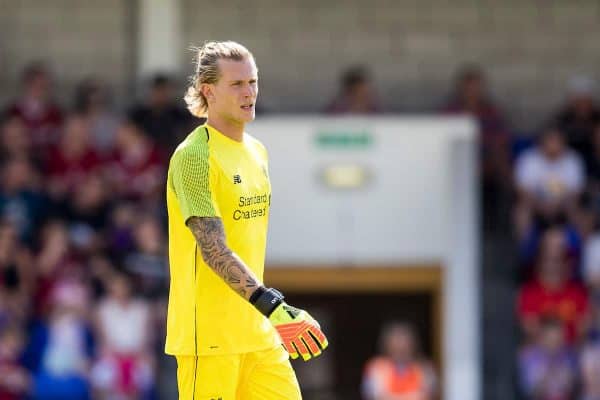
[233,175,242,184]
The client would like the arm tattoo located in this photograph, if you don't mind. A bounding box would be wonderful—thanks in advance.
[187,216,260,299]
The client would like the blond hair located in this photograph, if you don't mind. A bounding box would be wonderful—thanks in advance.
[184,41,254,117]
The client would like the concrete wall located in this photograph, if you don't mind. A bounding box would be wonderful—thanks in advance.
[0,0,133,107]
[182,0,600,129]
[2,0,600,129]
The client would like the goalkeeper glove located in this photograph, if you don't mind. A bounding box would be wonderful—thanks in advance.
[250,287,328,361]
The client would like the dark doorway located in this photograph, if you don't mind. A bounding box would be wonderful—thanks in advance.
[285,291,435,400]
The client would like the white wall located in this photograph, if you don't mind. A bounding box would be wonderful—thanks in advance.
[249,116,479,400]
[250,116,473,264]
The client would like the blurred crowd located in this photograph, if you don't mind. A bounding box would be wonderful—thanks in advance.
[0,62,197,399]
[433,66,600,399]
[512,80,600,399]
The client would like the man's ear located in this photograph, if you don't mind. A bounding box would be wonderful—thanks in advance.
[201,83,214,104]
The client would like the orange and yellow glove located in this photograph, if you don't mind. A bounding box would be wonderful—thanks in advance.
[250,287,328,361]
[269,302,328,360]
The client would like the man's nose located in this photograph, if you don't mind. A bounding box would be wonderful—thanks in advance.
[244,85,256,98]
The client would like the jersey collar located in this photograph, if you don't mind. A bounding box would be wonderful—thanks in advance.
[205,123,246,147]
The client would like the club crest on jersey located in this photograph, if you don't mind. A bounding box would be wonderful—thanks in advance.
[233,174,242,184]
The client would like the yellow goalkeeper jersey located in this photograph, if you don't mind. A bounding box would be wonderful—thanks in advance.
[165,123,278,356]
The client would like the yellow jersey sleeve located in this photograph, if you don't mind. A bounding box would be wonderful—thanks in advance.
[169,137,220,222]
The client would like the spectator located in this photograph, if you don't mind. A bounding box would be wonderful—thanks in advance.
[46,115,103,201]
[443,66,511,175]
[583,124,600,215]
[0,115,34,164]
[571,205,598,244]
[62,173,111,256]
[583,234,600,338]
[518,318,577,400]
[106,203,138,260]
[584,298,600,351]
[520,227,582,278]
[443,65,511,231]
[580,340,600,400]
[33,220,82,317]
[107,119,164,203]
[5,62,63,151]
[518,227,589,343]
[0,221,34,327]
[514,126,585,240]
[24,279,94,400]
[74,78,120,156]
[129,74,194,157]
[362,322,436,400]
[63,173,110,229]
[91,273,154,399]
[0,325,30,399]
[554,76,600,160]
[519,217,582,275]
[326,66,380,114]
[0,157,47,242]
[86,255,117,301]
[583,234,600,291]
[122,214,167,299]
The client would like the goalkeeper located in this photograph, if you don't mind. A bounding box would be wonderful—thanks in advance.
[165,40,328,400]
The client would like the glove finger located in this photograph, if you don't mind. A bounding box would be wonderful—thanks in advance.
[292,338,311,361]
[282,340,298,359]
[300,332,321,357]
[308,326,329,349]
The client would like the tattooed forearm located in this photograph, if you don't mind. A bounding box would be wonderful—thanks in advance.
[186,216,260,300]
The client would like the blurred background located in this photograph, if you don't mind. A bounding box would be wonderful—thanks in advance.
[1,0,600,399]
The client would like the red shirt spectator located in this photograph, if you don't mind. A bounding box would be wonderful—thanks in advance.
[46,115,102,198]
[5,63,63,150]
[33,220,83,317]
[47,148,100,185]
[518,227,590,343]
[518,279,589,343]
[107,119,164,201]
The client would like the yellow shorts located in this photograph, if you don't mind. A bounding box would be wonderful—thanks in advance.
[175,346,301,400]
